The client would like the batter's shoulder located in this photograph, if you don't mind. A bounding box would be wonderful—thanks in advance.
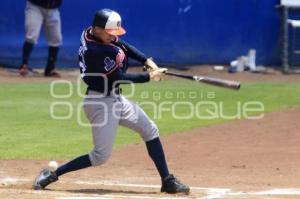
[88,44,119,59]
[82,33,119,56]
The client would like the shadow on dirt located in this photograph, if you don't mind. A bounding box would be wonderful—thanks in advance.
[65,188,158,195]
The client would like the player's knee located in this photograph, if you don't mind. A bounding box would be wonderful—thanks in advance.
[25,33,38,44]
[141,121,159,142]
[89,149,111,166]
[48,34,62,47]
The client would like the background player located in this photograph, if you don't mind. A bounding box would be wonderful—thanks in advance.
[19,0,62,77]
[33,8,190,194]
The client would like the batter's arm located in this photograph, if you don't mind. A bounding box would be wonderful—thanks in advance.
[109,67,150,84]
[113,39,147,64]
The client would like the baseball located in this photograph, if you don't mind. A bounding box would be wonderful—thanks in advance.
[48,161,58,171]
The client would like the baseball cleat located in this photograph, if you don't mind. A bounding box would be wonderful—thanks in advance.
[161,174,190,194]
[44,70,61,78]
[19,64,29,76]
[33,168,58,190]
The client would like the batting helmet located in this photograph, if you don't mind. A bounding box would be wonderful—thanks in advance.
[92,9,126,36]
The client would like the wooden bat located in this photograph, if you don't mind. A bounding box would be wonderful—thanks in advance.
[165,71,241,90]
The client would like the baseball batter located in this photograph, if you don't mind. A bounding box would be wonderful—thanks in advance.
[33,9,189,194]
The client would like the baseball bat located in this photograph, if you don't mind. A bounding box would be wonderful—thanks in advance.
[165,72,241,90]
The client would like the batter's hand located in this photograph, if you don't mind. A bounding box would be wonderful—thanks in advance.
[144,58,159,71]
[149,68,168,81]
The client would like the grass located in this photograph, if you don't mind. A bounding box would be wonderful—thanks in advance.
[0,80,300,159]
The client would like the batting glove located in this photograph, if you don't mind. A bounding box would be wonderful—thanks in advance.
[149,68,168,81]
[144,58,159,71]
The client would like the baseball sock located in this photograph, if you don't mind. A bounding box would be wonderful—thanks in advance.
[55,154,91,177]
[22,41,34,65]
[146,137,170,180]
[45,46,59,74]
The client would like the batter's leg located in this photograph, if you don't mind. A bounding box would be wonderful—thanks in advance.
[119,96,170,179]
[48,96,121,177]
[83,95,122,166]
[119,96,190,194]
[33,95,122,190]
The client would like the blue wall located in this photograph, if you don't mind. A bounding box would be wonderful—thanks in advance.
[0,0,282,68]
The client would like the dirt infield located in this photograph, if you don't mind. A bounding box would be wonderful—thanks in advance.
[1,106,300,199]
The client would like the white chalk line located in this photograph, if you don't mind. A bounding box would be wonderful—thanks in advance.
[1,177,300,198]
[0,177,30,185]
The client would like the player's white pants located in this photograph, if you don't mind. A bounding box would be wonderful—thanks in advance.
[24,1,62,46]
[83,91,159,166]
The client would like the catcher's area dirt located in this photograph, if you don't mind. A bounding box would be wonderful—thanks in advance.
[1,66,300,198]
